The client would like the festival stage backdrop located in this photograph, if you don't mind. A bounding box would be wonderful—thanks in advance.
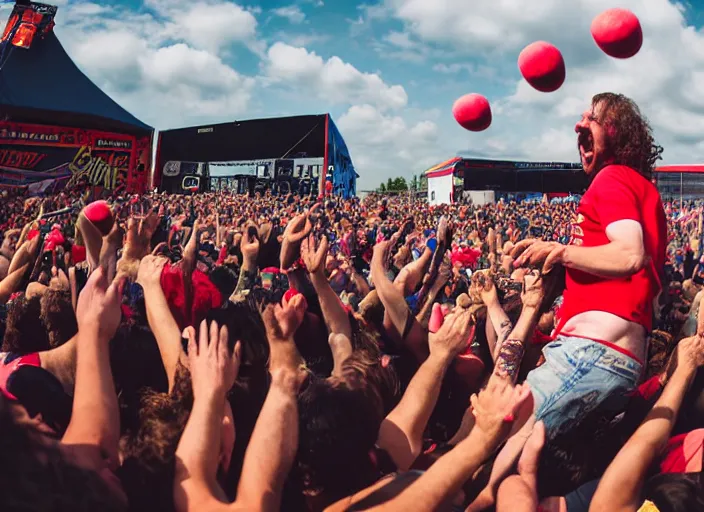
[0,121,151,194]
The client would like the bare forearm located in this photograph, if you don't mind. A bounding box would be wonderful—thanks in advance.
[378,352,450,470]
[563,243,644,279]
[237,374,299,511]
[374,431,493,511]
[232,259,257,298]
[350,271,371,297]
[311,272,352,339]
[591,368,693,512]
[415,283,444,328]
[494,306,539,382]
[64,329,119,456]
[0,264,28,303]
[486,300,513,361]
[143,286,183,391]
[373,264,410,337]
[176,395,224,486]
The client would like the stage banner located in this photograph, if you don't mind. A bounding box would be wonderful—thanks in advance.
[327,118,356,198]
[0,121,150,193]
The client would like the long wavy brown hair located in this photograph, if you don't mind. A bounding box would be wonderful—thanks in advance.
[593,92,664,178]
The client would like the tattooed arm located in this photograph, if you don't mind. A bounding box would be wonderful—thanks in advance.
[494,272,544,383]
[471,272,513,361]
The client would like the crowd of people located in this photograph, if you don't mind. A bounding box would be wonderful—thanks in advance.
[0,92,702,512]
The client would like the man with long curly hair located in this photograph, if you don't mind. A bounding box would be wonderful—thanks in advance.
[469,94,668,510]
[510,92,667,435]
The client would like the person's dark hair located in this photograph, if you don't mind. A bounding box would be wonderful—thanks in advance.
[0,395,126,511]
[110,323,169,433]
[118,363,192,512]
[2,295,50,354]
[296,376,385,503]
[40,288,77,348]
[645,472,704,512]
[592,92,664,178]
[209,265,238,302]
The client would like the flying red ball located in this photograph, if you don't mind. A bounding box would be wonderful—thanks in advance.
[83,200,114,236]
[452,93,492,132]
[518,41,566,93]
[591,8,642,59]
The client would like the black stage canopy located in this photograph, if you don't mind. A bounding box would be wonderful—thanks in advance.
[460,158,587,194]
[157,114,327,166]
[0,3,152,137]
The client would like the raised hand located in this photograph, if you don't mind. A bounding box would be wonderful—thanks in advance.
[280,214,313,271]
[186,320,241,402]
[76,267,125,342]
[470,270,498,305]
[521,270,546,310]
[371,240,394,273]
[261,295,307,343]
[470,373,532,447]
[261,301,307,387]
[301,233,329,275]
[672,335,704,375]
[241,224,260,263]
[428,307,475,359]
[136,254,168,290]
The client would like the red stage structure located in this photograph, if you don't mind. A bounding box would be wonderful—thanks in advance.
[0,1,153,195]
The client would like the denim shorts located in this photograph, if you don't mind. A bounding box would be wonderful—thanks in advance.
[526,335,642,438]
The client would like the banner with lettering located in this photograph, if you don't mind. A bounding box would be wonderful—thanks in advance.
[0,121,151,194]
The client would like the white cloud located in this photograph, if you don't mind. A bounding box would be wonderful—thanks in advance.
[385,0,704,167]
[271,5,306,24]
[338,105,443,188]
[142,0,259,54]
[264,43,408,111]
[55,1,255,129]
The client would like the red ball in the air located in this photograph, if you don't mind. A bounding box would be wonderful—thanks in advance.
[591,8,642,59]
[83,200,114,236]
[452,93,492,132]
[518,41,566,93]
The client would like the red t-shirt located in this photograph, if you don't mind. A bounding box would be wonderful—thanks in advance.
[559,165,666,332]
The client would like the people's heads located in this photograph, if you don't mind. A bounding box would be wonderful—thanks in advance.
[0,395,126,511]
[296,376,385,503]
[575,92,663,178]
[118,363,192,511]
[39,289,77,348]
[2,295,50,354]
[645,472,704,512]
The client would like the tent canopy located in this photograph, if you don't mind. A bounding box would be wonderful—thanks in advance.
[0,11,152,136]
[157,115,329,164]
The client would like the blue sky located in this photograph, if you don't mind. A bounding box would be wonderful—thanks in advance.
[5,0,704,190]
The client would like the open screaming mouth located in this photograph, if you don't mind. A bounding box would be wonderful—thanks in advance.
[578,131,594,165]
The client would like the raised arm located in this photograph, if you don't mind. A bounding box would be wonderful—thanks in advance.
[231,224,259,300]
[235,299,307,511]
[470,271,513,361]
[137,255,182,391]
[378,307,474,471]
[492,271,546,383]
[301,233,352,340]
[371,240,428,362]
[368,373,532,511]
[173,320,241,512]
[590,335,704,512]
[62,268,124,474]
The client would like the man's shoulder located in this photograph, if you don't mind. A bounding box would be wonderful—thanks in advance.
[593,164,656,192]
[597,164,641,179]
